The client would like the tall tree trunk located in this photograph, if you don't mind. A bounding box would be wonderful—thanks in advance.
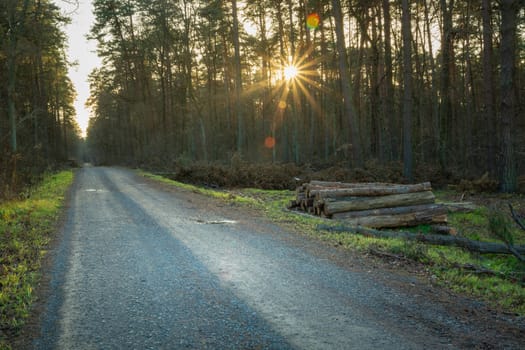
[274,0,288,162]
[257,1,270,147]
[5,0,31,152]
[439,0,455,172]
[6,0,29,153]
[402,0,413,182]
[382,0,395,161]
[231,0,244,156]
[7,31,18,153]
[462,2,476,174]
[482,0,497,176]
[182,0,194,159]
[320,8,331,162]
[286,0,300,163]
[423,0,440,164]
[159,0,170,154]
[499,0,518,192]
[62,110,68,160]
[370,8,382,161]
[331,0,363,167]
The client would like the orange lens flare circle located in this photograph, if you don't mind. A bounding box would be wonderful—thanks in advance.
[264,136,276,149]
[306,13,320,29]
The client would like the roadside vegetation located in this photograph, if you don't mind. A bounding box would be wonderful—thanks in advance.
[142,170,525,316]
[0,171,73,350]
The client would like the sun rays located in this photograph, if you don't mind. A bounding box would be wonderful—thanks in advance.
[238,44,329,153]
[284,64,299,80]
[271,48,328,118]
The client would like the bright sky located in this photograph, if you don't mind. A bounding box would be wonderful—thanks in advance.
[58,0,101,137]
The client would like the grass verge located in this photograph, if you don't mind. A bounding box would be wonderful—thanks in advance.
[0,171,73,350]
[141,171,525,316]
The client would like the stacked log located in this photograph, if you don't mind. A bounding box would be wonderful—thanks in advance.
[290,181,447,229]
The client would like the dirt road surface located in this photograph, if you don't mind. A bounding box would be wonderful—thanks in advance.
[29,167,523,349]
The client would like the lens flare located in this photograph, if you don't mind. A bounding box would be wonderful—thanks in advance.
[306,13,320,29]
[264,136,276,149]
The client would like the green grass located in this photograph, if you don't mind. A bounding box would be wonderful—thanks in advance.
[139,171,259,206]
[141,170,525,315]
[0,171,73,349]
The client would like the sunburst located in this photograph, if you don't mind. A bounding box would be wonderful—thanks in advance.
[271,47,328,117]
[284,64,299,81]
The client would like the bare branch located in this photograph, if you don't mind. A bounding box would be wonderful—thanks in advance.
[317,223,525,256]
[509,203,525,231]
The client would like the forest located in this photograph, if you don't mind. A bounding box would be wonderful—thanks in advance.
[1,0,524,196]
[1,0,82,196]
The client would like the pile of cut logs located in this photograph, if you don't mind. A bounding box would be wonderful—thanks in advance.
[289,180,448,229]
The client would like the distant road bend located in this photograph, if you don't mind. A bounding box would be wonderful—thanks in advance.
[33,167,524,349]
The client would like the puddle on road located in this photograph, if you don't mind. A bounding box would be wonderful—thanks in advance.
[194,218,237,225]
[84,189,108,193]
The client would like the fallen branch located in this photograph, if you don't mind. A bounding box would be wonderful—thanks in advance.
[368,248,412,262]
[509,203,525,230]
[370,253,524,282]
[317,223,525,256]
[441,201,478,213]
[507,245,525,262]
[451,263,524,283]
[452,263,500,276]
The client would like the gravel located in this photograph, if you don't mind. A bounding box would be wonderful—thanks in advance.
[32,166,524,349]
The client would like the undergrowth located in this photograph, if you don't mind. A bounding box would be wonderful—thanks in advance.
[0,171,73,349]
[142,170,525,316]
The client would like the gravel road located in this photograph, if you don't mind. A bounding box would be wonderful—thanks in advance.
[32,167,524,349]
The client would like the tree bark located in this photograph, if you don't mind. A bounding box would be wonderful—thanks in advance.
[482,0,497,177]
[381,0,395,160]
[307,180,398,188]
[402,0,413,181]
[311,182,432,198]
[332,207,447,229]
[423,0,440,163]
[331,203,446,219]
[499,0,518,192]
[331,0,363,167]
[322,191,436,216]
[7,31,18,152]
[438,0,455,172]
[231,0,244,155]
